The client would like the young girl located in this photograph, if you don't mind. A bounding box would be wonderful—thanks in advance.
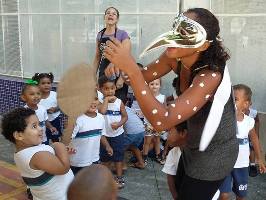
[1,107,74,200]
[32,73,62,143]
[142,79,166,164]
[21,81,57,145]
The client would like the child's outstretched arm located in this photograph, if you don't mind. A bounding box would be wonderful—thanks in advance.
[110,102,128,130]
[249,127,266,173]
[30,142,70,175]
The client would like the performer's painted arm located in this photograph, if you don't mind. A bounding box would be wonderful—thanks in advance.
[141,51,176,83]
[103,38,221,132]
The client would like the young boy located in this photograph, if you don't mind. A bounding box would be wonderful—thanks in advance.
[21,81,57,145]
[1,107,74,200]
[98,75,128,189]
[68,97,113,175]
[67,164,118,200]
[219,84,266,200]
[124,105,145,169]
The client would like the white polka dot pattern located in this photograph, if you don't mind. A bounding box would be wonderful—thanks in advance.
[152,109,158,114]
[155,60,159,64]
[212,73,217,77]
[144,67,148,70]
[205,94,210,99]
[141,90,147,95]
[190,84,193,88]
[156,121,162,125]
[200,74,205,77]
[186,100,190,104]
[193,106,197,111]
[177,114,182,119]
[199,82,204,87]
[164,112,168,117]
[171,104,176,108]
[152,72,158,76]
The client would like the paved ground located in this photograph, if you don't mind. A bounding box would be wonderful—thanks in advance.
[0,134,266,200]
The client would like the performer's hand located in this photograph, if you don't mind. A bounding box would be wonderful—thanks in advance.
[103,37,136,76]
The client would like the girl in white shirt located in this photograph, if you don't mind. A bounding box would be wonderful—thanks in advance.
[32,73,62,143]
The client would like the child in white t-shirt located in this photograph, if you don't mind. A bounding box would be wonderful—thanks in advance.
[68,97,113,175]
[98,75,128,189]
[1,107,74,200]
[21,81,57,145]
[32,72,62,143]
[219,84,266,200]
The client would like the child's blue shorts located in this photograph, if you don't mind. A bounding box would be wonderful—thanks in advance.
[219,167,248,198]
[124,131,144,148]
[100,133,125,162]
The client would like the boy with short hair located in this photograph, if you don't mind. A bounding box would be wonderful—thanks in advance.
[98,75,128,189]
[68,97,113,175]
[219,84,266,200]
[1,107,74,200]
[67,164,118,200]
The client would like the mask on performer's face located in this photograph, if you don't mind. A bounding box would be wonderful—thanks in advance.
[140,13,207,57]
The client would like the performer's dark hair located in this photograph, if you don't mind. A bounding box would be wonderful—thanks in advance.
[32,72,54,84]
[233,84,252,102]
[1,107,35,144]
[98,75,116,88]
[186,8,230,73]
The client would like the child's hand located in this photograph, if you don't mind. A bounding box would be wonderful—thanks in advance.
[66,146,77,154]
[47,107,57,114]
[107,96,117,103]
[106,146,113,156]
[50,127,58,135]
[258,160,266,174]
[111,122,120,130]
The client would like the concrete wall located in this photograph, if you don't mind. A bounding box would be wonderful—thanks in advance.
[258,113,266,162]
